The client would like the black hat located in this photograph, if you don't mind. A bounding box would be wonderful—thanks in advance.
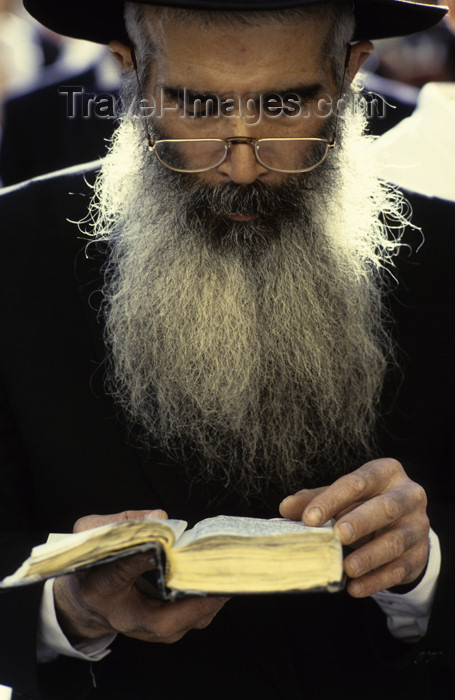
[23,0,447,45]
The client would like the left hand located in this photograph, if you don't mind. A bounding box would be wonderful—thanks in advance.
[279,458,430,597]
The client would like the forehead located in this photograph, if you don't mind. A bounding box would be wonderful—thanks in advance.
[144,12,334,93]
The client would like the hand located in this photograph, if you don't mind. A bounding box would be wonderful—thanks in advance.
[279,458,430,598]
[53,509,229,643]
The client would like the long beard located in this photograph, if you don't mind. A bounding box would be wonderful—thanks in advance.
[89,103,402,494]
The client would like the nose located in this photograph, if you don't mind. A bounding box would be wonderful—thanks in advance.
[217,142,268,185]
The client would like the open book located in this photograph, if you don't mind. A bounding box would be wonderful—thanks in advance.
[0,516,344,599]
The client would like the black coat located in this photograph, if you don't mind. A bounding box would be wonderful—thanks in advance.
[0,67,118,187]
[0,165,453,700]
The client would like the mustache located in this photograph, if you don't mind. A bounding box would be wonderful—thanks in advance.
[158,167,326,221]
[193,180,306,217]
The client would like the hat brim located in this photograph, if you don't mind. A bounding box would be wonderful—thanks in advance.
[24,0,447,45]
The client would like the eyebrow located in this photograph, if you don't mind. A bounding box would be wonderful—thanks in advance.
[161,83,324,103]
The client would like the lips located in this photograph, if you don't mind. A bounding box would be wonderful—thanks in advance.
[225,213,259,222]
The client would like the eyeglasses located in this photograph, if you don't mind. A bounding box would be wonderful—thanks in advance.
[132,44,352,175]
[149,136,334,174]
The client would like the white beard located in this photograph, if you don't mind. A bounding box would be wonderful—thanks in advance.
[89,99,404,494]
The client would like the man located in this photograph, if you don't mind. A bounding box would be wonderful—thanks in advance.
[0,1,452,699]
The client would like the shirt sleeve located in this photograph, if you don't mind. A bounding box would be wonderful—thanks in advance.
[36,578,116,663]
[371,527,441,643]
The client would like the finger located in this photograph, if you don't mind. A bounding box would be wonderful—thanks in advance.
[342,521,425,579]
[302,459,406,527]
[148,596,229,642]
[81,551,159,597]
[279,487,328,520]
[120,595,229,643]
[332,484,426,545]
[346,542,429,598]
[74,509,168,532]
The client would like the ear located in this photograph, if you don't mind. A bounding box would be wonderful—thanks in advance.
[347,40,374,82]
[109,40,134,71]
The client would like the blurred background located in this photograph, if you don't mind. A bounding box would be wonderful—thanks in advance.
[0,0,120,187]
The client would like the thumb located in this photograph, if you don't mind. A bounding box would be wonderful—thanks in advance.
[89,550,159,592]
[74,509,168,533]
[279,487,328,520]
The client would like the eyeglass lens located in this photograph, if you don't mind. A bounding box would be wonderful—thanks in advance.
[256,139,329,173]
[154,138,330,173]
[154,139,226,172]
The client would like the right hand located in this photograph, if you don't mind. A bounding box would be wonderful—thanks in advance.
[53,510,229,643]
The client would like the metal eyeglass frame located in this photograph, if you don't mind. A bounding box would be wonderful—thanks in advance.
[131,43,352,175]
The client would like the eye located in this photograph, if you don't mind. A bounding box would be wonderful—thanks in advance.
[262,93,284,116]
[185,95,219,118]
[187,102,210,117]
[282,93,302,115]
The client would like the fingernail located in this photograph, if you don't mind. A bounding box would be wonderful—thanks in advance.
[336,522,354,543]
[348,556,362,577]
[349,580,363,597]
[305,507,323,525]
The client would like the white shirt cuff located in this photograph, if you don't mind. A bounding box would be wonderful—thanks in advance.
[36,578,116,663]
[371,527,441,642]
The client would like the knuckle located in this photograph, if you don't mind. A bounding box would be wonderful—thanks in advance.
[384,457,404,473]
[396,560,412,582]
[150,614,194,643]
[381,565,407,589]
[410,537,430,560]
[192,615,214,630]
[200,598,223,614]
[120,618,144,637]
[386,530,407,560]
[360,550,375,574]
[414,539,430,564]
[399,481,428,517]
[409,512,430,544]
[412,483,428,509]
[374,562,408,591]
[381,495,402,521]
[368,457,405,486]
[150,617,174,641]
[346,473,367,494]
[421,513,431,537]
[381,458,404,480]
